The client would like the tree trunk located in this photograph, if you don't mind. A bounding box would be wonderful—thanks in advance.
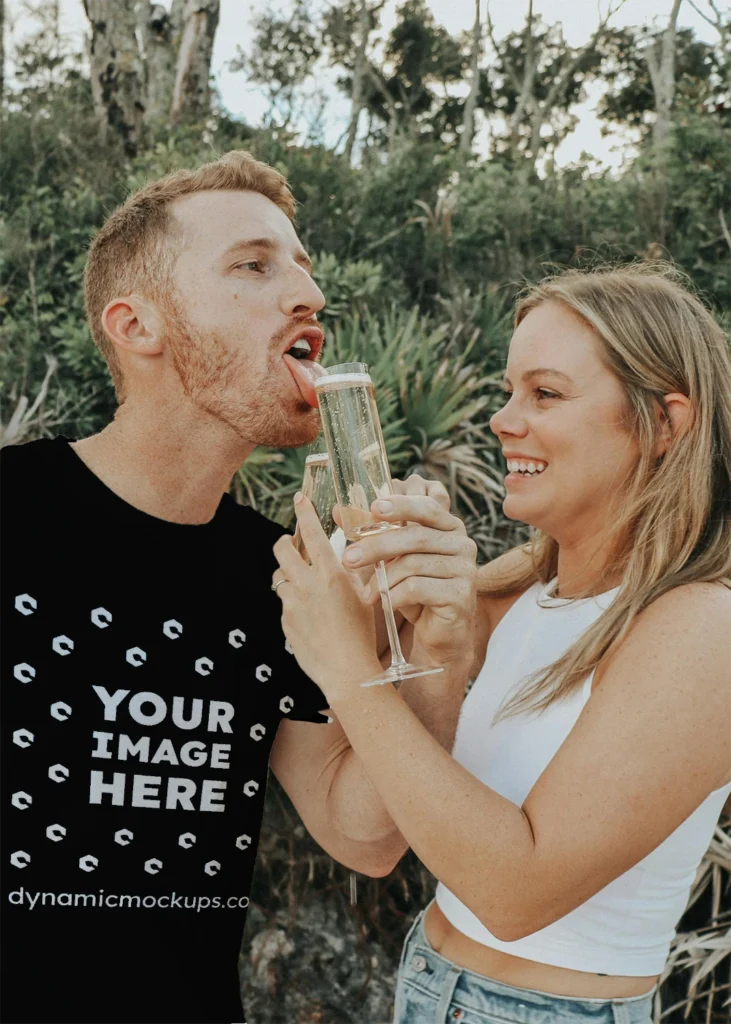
[83,0,146,158]
[170,0,220,123]
[645,0,682,151]
[344,0,371,165]
[459,0,482,156]
[143,0,184,125]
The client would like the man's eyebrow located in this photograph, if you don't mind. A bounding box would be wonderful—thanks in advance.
[502,368,574,385]
[221,238,313,273]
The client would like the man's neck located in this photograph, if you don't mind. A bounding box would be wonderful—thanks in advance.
[70,402,254,525]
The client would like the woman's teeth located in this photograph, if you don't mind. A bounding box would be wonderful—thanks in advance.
[507,460,547,476]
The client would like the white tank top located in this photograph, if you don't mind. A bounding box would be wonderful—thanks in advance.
[435,578,731,976]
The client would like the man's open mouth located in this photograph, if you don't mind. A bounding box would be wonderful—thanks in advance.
[281,327,325,408]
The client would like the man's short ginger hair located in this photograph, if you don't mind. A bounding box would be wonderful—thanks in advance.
[83,150,296,402]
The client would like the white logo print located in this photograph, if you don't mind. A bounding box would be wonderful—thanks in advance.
[52,635,74,656]
[285,638,294,655]
[204,860,220,876]
[46,824,66,842]
[126,647,147,667]
[91,607,112,628]
[243,780,259,798]
[50,701,72,721]
[163,619,183,639]
[48,763,70,783]
[195,657,214,676]
[79,854,98,872]
[178,832,196,849]
[255,664,272,682]
[13,729,34,748]
[235,834,252,850]
[14,593,37,616]
[13,663,36,684]
[228,629,246,648]
[249,723,266,742]
[279,696,294,714]
[114,829,134,846]
[145,858,162,875]
[10,851,30,869]
[11,791,32,810]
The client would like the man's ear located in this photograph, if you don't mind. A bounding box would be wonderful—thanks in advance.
[101,295,165,358]
[655,392,693,458]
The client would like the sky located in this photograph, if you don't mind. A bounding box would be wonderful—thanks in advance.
[4,0,723,169]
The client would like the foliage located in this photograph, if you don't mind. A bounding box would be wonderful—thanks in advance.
[2,3,730,1020]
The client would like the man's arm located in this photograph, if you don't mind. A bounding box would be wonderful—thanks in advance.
[269,654,469,877]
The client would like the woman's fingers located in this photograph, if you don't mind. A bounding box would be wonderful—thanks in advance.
[385,576,475,619]
[362,553,467,603]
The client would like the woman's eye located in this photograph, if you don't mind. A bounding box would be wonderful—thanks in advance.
[535,388,559,400]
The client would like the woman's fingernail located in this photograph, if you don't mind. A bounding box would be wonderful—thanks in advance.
[376,499,393,513]
[345,546,363,563]
[294,491,303,505]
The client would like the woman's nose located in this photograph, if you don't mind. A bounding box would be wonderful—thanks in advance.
[490,396,527,438]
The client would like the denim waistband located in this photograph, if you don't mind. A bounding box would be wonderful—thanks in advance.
[399,903,656,1024]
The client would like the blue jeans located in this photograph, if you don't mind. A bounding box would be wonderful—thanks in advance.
[393,904,656,1024]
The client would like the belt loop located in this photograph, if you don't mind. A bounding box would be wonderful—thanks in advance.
[611,1000,631,1024]
[434,965,462,1024]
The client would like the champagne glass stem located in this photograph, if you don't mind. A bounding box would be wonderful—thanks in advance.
[375,561,407,669]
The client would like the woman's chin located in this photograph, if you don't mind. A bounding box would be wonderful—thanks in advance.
[502,496,542,529]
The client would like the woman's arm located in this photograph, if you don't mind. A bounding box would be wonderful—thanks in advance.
[276,505,731,943]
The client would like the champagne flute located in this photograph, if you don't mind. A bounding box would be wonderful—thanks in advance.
[314,362,443,687]
[293,452,342,563]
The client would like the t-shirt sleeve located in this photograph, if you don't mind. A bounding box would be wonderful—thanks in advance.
[247,508,330,725]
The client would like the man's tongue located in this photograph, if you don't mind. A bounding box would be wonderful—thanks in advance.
[282,353,324,408]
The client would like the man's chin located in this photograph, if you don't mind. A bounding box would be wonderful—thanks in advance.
[254,407,322,449]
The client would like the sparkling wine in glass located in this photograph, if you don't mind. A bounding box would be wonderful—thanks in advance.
[314,362,443,687]
[293,452,343,563]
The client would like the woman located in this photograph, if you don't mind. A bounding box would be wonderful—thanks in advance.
[272,265,731,1024]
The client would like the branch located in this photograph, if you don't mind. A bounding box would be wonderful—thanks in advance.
[720,208,731,255]
[685,0,724,30]
[485,0,521,93]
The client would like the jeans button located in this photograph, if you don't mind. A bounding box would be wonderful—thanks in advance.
[410,954,428,972]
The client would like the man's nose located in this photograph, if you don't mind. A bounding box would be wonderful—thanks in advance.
[283,267,325,319]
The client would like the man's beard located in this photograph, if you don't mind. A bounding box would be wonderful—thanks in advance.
[164,305,321,449]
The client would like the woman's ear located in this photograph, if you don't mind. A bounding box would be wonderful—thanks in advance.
[655,393,693,458]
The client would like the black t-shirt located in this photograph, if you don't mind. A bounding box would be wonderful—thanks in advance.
[1,437,327,1024]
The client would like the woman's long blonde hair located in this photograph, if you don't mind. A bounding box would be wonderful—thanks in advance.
[485,263,731,721]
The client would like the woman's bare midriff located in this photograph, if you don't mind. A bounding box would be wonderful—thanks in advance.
[424,901,658,999]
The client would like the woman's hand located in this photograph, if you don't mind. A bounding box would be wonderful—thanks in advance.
[272,495,383,703]
[341,475,478,669]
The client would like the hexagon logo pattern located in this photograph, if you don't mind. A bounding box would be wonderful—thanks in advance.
[13,663,36,684]
[228,629,246,649]
[255,664,272,682]
[48,764,70,783]
[13,729,34,749]
[52,635,74,656]
[195,657,214,676]
[235,834,252,851]
[46,824,66,842]
[145,858,162,875]
[14,593,37,616]
[90,607,112,628]
[178,832,196,850]
[279,696,294,714]
[114,829,134,846]
[204,860,221,876]
[243,780,259,798]
[10,851,30,869]
[163,619,183,639]
[249,723,266,742]
[285,638,294,655]
[79,854,98,872]
[11,791,32,811]
[50,701,72,722]
[126,647,147,667]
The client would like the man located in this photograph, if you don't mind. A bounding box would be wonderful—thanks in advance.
[1,150,467,1023]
